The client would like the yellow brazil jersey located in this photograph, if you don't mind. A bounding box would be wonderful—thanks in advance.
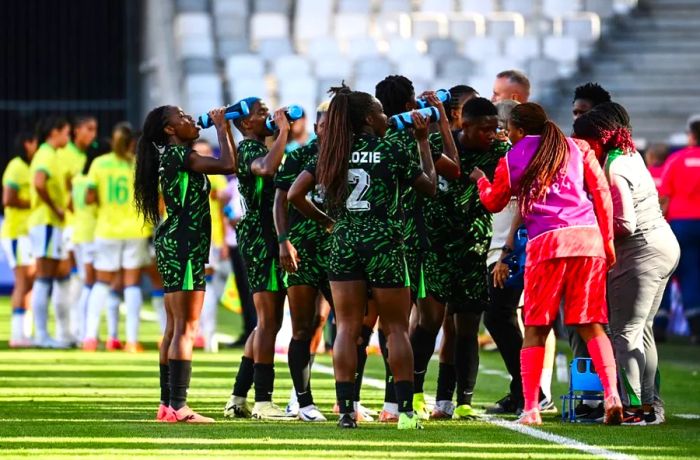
[29,143,68,229]
[58,141,87,227]
[87,152,152,240]
[208,175,228,248]
[1,157,32,238]
[70,174,97,244]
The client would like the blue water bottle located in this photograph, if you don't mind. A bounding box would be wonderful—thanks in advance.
[265,105,305,132]
[389,106,440,130]
[197,100,251,129]
[416,89,451,109]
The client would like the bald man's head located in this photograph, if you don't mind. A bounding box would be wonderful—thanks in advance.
[492,70,530,103]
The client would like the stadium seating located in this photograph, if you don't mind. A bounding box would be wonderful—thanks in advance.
[166,0,640,126]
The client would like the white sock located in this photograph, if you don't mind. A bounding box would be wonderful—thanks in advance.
[107,291,121,339]
[52,277,72,342]
[201,281,218,344]
[288,386,298,406]
[124,286,143,344]
[76,285,91,341]
[540,368,553,401]
[11,307,26,341]
[31,278,52,342]
[381,402,398,415]
[151,290,166,335]
[68,275,84,339]
[85,282,110,340]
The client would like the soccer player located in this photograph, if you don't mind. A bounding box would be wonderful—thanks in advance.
[424,98,509,420]
[374,75,459,421]
[273,102,330,422]
[70,142,105,342]
[473,102,623,426]
[60,115,98,342]
[28,116,71,348]
[431,84,479,419]
[83,123,151,352]
[572,82,612,121]
[2,131,38,347]
[225,98,291,420]
[574,103,679,425]
[288,84,437,429]
[134,105,236,423]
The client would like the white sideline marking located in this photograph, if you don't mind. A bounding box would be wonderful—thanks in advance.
[674,413,700,420]
[312,362,637,460]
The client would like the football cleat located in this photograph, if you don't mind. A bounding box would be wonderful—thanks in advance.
[413,393,430,420]
[106,338,123,351]
[123,342,144,353]
[397,412,424,430]
[298,404,327,422]
[224,395,252,418]
[156,404,175,422]
[82,338,99,352]
[378,409,399,423]
[452,404,477,420]
[430,400,455,419]
[173,406,215,423]
[517,408,542,425]
[251,401,296,420]
[604,395,623,425]
[337,413,357,428]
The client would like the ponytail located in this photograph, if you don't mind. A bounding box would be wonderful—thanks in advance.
[317,85,353,210]
[134,106,170,226]
[112,122,134,158]
[511,103,570,215]
[573,102,635,154]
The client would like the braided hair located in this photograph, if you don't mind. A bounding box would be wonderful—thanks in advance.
[316,83,377,211]
[375,75,414,118]
[573,102,635,154]
[509,103,570,215]
[134,106,170,226]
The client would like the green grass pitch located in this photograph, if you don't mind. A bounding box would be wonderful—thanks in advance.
[0,297,698,459]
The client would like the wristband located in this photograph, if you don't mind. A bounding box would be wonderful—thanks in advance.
[277,233,289,244]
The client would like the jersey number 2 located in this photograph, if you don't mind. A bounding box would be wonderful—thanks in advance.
[346,169,370,211]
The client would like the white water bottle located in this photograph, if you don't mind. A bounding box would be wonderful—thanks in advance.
[556,353,569,383]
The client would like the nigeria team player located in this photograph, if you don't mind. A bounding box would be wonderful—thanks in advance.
[272,102,330,422]
[2,131,38,347]
[224,98,293,420]
[134,106,237,423]
[374,75,460,421]
[288,84,437,429]
[423,98,510,419]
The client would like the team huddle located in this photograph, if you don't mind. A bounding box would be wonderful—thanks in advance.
[3,69,675,429]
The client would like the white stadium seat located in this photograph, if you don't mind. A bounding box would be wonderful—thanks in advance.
[338,0,372,14]
[174,13,213,38]
[420,0,455,13]
[459,0,497,15]
[257,38,294,60]
[355,56,394,79]
[502,0,537,18]
[463,37,501,62]
[448,13,486,42]
[272,55,312,78]
[553,12,601,42]
[397,55,437,82]
[315,57,353,79]
[427,38,458,59]
[212,0,248,16]
[542,0,581,19]
[250,13,289,43]
[228,76,270,101]
[373,12,412,40]
[294,0,333,43]
[438,56,475,78]
[334,13,371,40]
[176,35,215,59]
[345,37,381,60]
[504,36,540,62]
[380,0,413,13]
[387,38,424,63]
[305,38,343,62]
[543,36,579,63]
[486,12,526,38]
[253,0,291,14]
[226,54,265,78]
[411,13,450,41]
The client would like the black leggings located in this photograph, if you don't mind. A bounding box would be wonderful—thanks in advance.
[229,245,257,338]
